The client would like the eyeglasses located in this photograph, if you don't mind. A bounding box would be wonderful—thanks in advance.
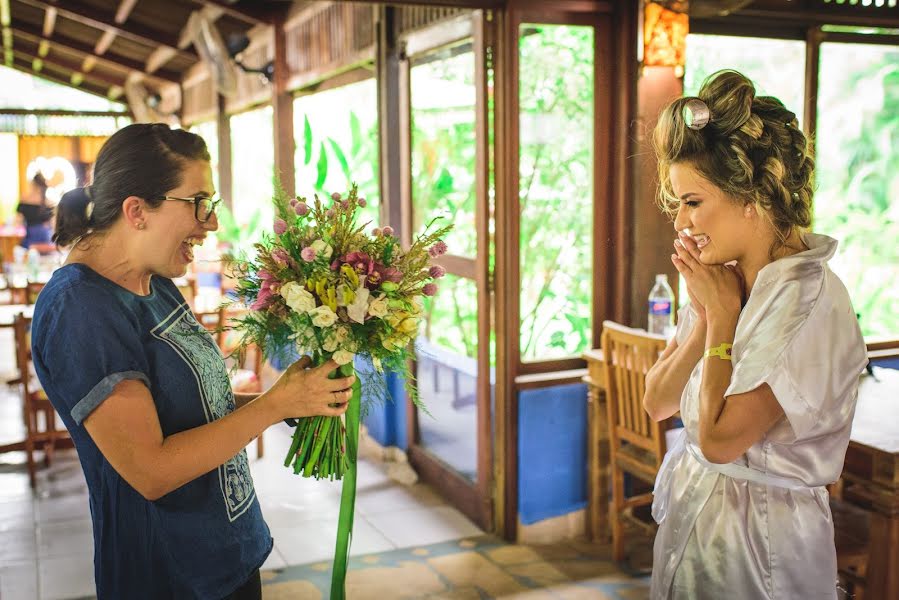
[156,195,222,223]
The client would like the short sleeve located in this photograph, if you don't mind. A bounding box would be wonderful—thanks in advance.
[33,284,150,426]
[724,278,866,440]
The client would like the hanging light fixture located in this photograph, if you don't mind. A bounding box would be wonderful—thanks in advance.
[642,1,689,72]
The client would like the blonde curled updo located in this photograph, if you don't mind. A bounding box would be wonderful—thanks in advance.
[653,70,814,246]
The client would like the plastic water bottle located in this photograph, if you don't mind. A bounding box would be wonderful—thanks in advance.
[648,274,674,336]
[27,248,40,280]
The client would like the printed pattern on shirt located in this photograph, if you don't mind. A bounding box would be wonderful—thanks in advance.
[152,305,256,522]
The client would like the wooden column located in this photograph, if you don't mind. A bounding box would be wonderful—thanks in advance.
[272,15,295,199]
[216,94,233,211]
[376,6,407,236]
[629,66,682,328]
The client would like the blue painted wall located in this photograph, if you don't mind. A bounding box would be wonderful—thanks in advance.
[362,369,408,450]
[518,383,588,525]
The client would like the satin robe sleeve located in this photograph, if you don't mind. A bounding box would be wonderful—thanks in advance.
[724,275,867,441]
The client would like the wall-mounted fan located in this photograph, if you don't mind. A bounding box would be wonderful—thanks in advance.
[186,11,240,97]
[225,32,274,83]
[657,0,755,18]
[124,77,179,124]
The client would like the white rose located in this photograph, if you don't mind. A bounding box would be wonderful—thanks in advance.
[322,328,339,352]
[346,285,370,324]
[332,350,354,366]
[311,239,333,259]
[280,281,317,314]
[335,325,350,343]
[367,295,389,318]
[309,305,338,328]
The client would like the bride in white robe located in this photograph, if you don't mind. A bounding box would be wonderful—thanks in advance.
[644,70,868,600]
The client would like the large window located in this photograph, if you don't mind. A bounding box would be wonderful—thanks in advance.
[293,78,379,227]
[518,24,594,361]
[230,106,274,250]
[816,42,899,337]
[410,46,480,480]
[684,35,806,125]
[190,120,219,201]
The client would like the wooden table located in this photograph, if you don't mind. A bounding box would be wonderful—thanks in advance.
[0,304,35,327]
[584,351,899,596]
[844,367,899,599]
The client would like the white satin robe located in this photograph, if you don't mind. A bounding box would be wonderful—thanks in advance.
[650,233,868,600]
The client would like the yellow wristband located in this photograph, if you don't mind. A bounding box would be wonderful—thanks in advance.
[704,342,733,360]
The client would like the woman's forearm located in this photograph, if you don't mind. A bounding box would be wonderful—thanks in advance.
[697,312,739,460]
[644,326,706,421]
[147,397,274,499]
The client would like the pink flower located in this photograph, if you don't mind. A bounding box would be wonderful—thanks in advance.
[326,209,335,218]
[272,248,290,267]
[382,226,394,237]
[429,265,446,278]
[331,192,342,201]
[294,202,309,216]
[258,269,275,282]
[428,241,447,258]
[342,251,375,277]
[381,267,403,283]
[301,247,316,262]
[358,198,367,208]
[273,218,288,235]
[251,286,273,310]
[331,260,340,271]
[289,198,298,207]
[341,200,349,210]
[372,228,382,237]
[423,283,438,296]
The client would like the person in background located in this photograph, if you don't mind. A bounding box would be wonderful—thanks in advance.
[16,172,55,249]
[31,123,355,600]
[643,70,867,599]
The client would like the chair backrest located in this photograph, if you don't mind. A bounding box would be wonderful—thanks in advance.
[600,320,669,461]
[13,312,37,401]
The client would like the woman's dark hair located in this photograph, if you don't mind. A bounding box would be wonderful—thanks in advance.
[54,123,210,247]
[31,173,48,206]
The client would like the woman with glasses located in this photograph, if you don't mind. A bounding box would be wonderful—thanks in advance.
[30,123,354,600]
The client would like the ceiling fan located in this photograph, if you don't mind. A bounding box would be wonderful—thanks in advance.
[655,0,756,18]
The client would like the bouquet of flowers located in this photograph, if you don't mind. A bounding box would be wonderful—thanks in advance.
[228,184,451,598]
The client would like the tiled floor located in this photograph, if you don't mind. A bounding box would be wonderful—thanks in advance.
[0,320,483,600]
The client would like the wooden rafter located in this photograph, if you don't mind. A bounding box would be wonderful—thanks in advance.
[14,0,198,61]
[11,19,180,83]
[41,5,53,36]
[186,0,270,25]
[115,0,139,25]
[13,46,127,88]
[10,56,115,100]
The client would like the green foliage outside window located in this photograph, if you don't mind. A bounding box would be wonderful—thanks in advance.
[293,78,380,228]
[518,25,594,361]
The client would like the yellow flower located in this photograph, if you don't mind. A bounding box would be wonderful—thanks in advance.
[368,295,389,318]
[340,264,360,289]
[398,317,418,334]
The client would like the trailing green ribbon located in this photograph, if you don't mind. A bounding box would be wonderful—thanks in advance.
[330,363,360,599]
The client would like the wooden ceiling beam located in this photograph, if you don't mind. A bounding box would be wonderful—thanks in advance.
[115,0,140,25]
[15,0,198,61]
[186,0,270,25]
[11,19,181,83]
[41,5,54,36]
[10,55,116,100]
[14,45,127,88]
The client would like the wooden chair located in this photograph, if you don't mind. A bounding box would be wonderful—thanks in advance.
[216,306,265,458]
[600,320,675,563]
[13,312,70,488]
